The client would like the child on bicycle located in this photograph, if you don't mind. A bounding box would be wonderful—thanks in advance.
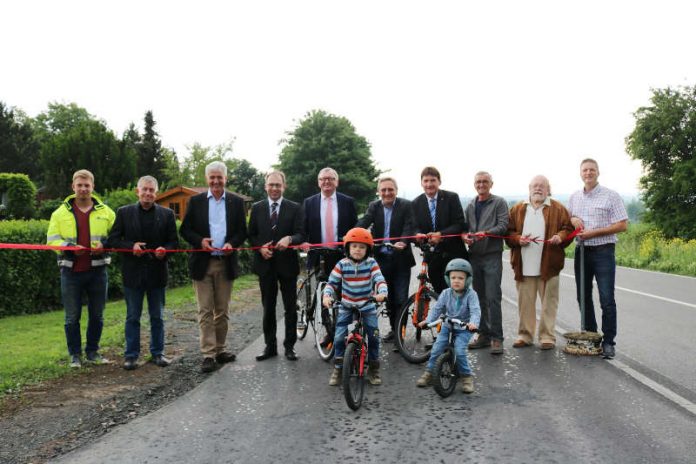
[416,258,480,393]
[323,227,388,387]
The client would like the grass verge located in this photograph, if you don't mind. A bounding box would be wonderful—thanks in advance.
[0,274,258,399]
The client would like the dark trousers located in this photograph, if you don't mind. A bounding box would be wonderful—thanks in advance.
[376,254,412,332]
[61,267,108,356]
[574,244,617,345]
[259,270,298,350]
[470,252,504,341]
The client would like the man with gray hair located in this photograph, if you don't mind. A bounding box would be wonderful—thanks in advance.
[506,175,573,350]
[463,171,509,355]
[181,161,248,373]
[108,176,179,370]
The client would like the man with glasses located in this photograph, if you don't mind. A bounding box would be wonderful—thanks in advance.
[301,167,358,274]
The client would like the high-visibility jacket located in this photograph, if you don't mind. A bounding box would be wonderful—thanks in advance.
[46,194,115,269]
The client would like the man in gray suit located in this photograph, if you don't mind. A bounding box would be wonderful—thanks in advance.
[357,176,415,341]
[463,171,509,355]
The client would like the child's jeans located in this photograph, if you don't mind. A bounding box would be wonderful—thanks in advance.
[426,325,474,376]
[334,307,379,367]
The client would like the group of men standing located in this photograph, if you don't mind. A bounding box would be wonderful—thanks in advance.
[47,157,627,373]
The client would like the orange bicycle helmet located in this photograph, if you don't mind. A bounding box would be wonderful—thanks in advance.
[343,227,374,258]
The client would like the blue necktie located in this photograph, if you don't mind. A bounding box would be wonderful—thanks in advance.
[429,198,437,230]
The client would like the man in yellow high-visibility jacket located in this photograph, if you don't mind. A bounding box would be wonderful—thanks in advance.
[47,169,115,368]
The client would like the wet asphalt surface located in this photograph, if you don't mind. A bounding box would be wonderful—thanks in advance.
[53,301,695,464]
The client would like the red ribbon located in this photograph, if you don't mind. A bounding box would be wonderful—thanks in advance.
[0,229,582,254]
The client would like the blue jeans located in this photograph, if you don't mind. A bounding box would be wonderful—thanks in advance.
[574,244,617,345]
[426,325,473,375]
[334,307,379,366]
[124,286,166,359]
[376,254,411,331]
[61,267,108,356]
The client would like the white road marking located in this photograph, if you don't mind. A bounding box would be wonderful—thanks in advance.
[558,272,696,309]
[501,294,696,417]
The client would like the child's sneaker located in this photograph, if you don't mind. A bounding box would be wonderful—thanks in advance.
[329,366,342,386]
[367,360,381,386]
[416,371,432,387]
[460,375,474,394]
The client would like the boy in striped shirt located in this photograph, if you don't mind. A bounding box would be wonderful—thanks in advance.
[323,228,388,386]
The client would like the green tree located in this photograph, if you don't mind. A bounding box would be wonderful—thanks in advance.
[626,86,696,239]
[35,103,137,197]
[276,109,380,209]
[137,111,166,181]
[0,102,41,181]
[226,158,265,200]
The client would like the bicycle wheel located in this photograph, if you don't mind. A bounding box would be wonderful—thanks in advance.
[395,293,439,363]
[295,278,310,340]
[314,282,335,361]
[342,342,365,411]
[433,351,458,398]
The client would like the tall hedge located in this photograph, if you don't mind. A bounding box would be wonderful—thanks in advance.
[0,173,36,219]
[0,220,252,318]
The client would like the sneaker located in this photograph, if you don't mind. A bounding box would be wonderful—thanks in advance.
[69,355,82,369]
[490,339,503,355]
[86,352,111,365]
[329,366,342,386]
[367,361,381,386]
[151,355,171,367]
[416,371,432,387]
[460,375,474,394]
[123,357,138,370]
[201,357,218,373]
[602,343,615,359]
[468,335,491,349]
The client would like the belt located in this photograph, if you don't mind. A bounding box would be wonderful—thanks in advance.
[579,243,615,251]
[210,255,226,260]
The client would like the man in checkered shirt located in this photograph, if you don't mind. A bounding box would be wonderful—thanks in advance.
[568,158,628,359]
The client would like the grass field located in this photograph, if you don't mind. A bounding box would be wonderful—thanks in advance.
[0,275,258,398]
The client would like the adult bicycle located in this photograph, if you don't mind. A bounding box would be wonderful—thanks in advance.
[295,247,343,360]
[395,241,441,363]
[425,315,477,398]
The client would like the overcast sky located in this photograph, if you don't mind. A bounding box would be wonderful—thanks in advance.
[3,0,694,198]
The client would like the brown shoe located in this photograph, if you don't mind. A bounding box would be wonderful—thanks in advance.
[367,360,381,386]
[468,335,491,349]
[540,342,555,350]
[512,339,532,348]
[329,366,342,386]
[490,339,503,355]
[215,351,237,364]
[460,375,474,394]
[416,371,432,387]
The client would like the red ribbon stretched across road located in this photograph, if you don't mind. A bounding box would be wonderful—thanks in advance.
[0,229,582,254]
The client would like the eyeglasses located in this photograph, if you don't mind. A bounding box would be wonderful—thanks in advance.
[318,177,336,182]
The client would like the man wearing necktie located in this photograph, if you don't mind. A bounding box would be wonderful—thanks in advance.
[412,166,468,294]
[248,171,305,361]
[300,167,358,276]
[357,177,416,341]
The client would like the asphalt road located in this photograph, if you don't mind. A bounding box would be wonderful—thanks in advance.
[54,255,696,464]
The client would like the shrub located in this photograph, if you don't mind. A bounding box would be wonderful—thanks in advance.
[0,173,36,219]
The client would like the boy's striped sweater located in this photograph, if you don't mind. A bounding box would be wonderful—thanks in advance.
[323,257,388,309]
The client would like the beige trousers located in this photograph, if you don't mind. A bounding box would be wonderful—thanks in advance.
[193,259,233,357]
[515,275,559,344]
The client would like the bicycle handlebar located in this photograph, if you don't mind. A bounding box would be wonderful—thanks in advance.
[426,315,477,332]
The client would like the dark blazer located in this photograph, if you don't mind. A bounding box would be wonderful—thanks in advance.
[248,198,305,278]
[412,189,468,259]
[180,191,248,281]
[357,198,416,268]
[302,191,358,245]
[108,203,178,288]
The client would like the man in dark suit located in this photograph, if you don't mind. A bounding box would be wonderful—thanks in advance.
[180,161,248,373]
[248,171,305,361]
[300,167,358,275]
[412,166,468,294]
[108,175,178,370]
[357,176,415,341]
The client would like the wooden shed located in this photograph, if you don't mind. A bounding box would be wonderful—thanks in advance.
[156,186,253,220]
